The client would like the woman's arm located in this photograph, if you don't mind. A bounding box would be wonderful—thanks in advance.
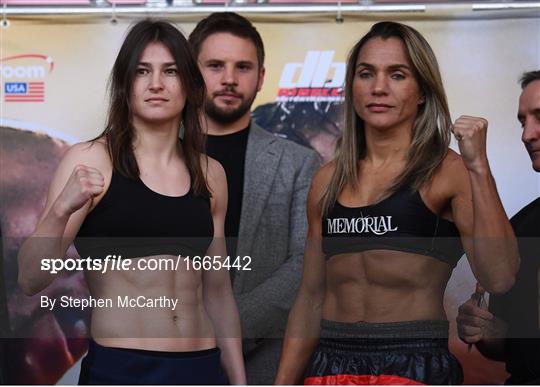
[450,115,519,294]
[18,142,107,295]
[275,166,329,385]
[202,157,246,385]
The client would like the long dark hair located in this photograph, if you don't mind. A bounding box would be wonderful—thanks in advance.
[98,19,209,197]
[321,21,451,214]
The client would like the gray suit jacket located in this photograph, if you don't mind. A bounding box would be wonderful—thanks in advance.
[233,122,319,384]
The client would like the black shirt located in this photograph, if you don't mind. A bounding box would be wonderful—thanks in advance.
[206,126,250,259]
[490,197,540,384]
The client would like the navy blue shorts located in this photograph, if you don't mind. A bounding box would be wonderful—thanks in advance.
[304,319,463,385]
[78,340,228,385]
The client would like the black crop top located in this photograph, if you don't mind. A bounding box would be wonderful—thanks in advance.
[322,187,463,267]
[75,171,214,259]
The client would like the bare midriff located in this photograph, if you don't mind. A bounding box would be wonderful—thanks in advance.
[85,254,217,352]
[323,249,452,323]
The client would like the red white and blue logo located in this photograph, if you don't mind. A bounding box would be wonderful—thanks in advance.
[1,54,54,103]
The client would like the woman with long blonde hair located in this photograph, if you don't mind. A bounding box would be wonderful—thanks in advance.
[276,21,518,385]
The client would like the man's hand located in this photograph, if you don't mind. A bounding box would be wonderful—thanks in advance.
[457,284,493,344]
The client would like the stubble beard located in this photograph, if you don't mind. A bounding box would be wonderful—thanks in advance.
[205,88,258,126]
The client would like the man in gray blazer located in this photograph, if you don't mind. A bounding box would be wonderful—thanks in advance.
[190,12,320,384]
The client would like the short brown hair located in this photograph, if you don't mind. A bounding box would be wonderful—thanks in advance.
[189,12,265,69]
[520,70,540,89]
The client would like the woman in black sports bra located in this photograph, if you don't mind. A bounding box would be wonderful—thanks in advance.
[17,20,245,385]
[276,21,519,385]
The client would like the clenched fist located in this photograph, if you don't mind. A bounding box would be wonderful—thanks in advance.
[452,115,490,173]
[54,165,104,216]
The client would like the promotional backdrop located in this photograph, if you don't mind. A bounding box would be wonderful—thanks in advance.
[1,12,539,384]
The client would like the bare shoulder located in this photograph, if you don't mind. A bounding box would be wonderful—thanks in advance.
[442,149,468,178]
[311,161,335,191]
[432,149,470,196]
[308,161,336,203]
[201,155,226,192]
[62,139,111,172]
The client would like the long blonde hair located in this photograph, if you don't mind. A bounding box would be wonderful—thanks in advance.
[321,21,452,214]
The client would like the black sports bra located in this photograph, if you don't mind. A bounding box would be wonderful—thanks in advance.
[75,170,214,260]
[322,187,463,267]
